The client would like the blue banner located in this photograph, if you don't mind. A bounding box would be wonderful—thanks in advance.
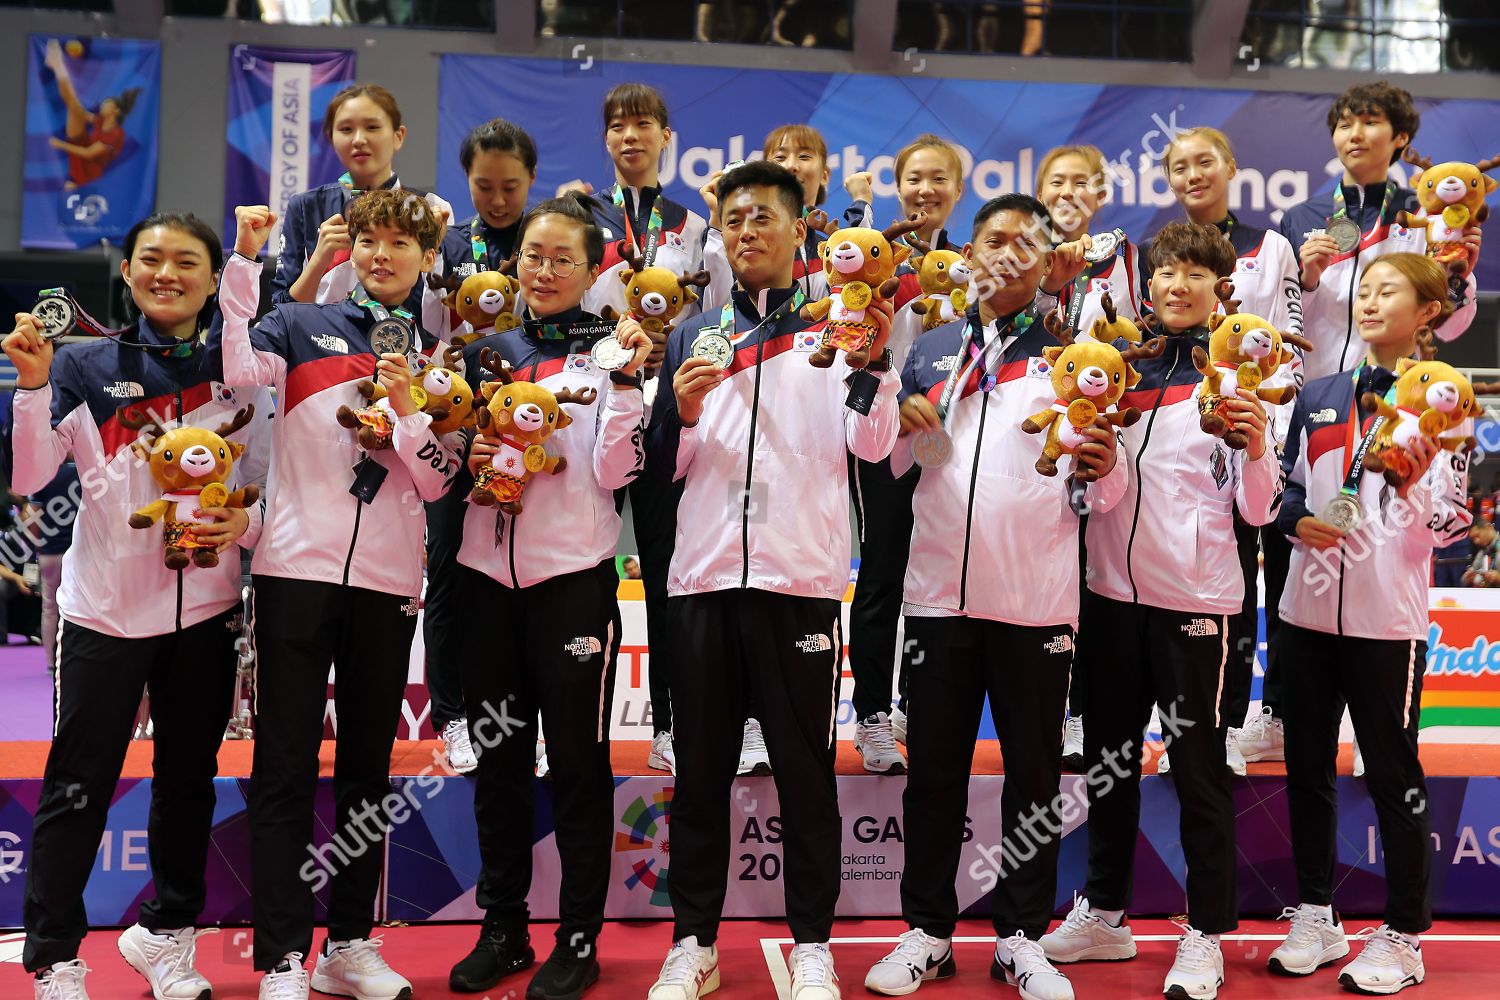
[437,56,1500,291]
[22,35,160,249]
[224,44,356,254]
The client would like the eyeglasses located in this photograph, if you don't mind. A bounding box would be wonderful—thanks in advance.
[518,249,581,278]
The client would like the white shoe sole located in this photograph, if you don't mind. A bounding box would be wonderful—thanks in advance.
[738,762,772,776]
[118,932,212,1000]
[1239,747,1285,763]
[1267,940,1350,976]
[1043,941,1138,964]
[866,952,955,995]
[855,750,907,775]
[1337,964,1425,995]
[648,751,676,774]
[444,753,477,775]
[308,971,412,1000]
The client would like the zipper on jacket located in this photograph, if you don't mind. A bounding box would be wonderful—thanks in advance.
[956,393,990,611]
[507,512,520,589]
[174,389,185,631]
[739,316,768,589]
[1340,246,1359,373]
[1124,348,1181,601]
[341,495,362,587]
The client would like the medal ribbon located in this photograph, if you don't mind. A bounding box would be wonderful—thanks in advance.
[1063,230,1127,333]
[1330,180,1397,245]
[469,216,490,271]
[1338,364,1401,497]
[937,308,1032,424]
[612,186,664,268]
[352,286,418,373]
[36,288,196,357]
[715,287,808,343]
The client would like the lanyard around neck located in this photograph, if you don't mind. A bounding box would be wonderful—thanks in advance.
[1339,363,1400,493]
[1332,180,1396,234]
[718,287,808,343]
[613,186,664,267]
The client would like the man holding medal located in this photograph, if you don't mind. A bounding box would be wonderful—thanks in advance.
[865,194,1125,1000]
[1278,81,1481,381]
[644,160,900,1000]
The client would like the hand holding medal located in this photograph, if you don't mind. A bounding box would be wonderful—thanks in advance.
[376,353,418,417]
[595,314,653,378]
[3,311,57,389]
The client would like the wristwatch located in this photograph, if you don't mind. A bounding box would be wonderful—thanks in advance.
[863,349,894,374]
[609,370,643,388]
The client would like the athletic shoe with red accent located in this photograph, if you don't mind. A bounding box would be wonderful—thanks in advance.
[647,937,719,1000]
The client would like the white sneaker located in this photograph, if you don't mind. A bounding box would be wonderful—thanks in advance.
[259,954,309,1000]
[1236,706,1285,762]
[117,924,215,1000]
[864,928,953,995]
[34,960,90,1000]
[1267,904,1349,976]
[890,707,908,745]
[649,731,677,774]
[855,713,908,774]
[1225,730,1247,777]
[441,718,477,774]
[1162,926,1223,999]
[1061,716,1084,772]
[992,931,1074,1000]
[535,739,551,780]
[647,936,720,999]
[1337,926,1425,994]
[738,718,771,776]
[1353,736,1366,778]
[310,937,411,1000]
[789,942,840,1000]
[1040,894,1137,963]
[1157,749,1171,775]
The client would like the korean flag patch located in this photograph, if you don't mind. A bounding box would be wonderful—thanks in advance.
[1089,278,1114,295]
[1027,355,1053,380]
[567,353,595,375]
[794,329,821,353]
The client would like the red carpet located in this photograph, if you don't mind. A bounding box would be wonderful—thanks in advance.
[5,917,1498,999]
[1,738,1497,779]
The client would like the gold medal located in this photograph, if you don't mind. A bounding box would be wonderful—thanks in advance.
[950,288,967,313]
[523,444,547,472]
[1442,205,1470,229]
[1066,399,1098,428]
[197,483,229,508]
[840,282,872,310]
[1236,362,1263,391]
[1418,410,1448,436]
[407,385,428,410]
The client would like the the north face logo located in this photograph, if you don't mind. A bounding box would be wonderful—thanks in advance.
[102,381,144,399]
[796,633,833,653]
[565,636,603,658]
[1310,408,1338,423]
[1043,634,1074,654]
[932,355,959,372]
[1181,618,1219,637]
[401,598,422,617]
[313,334,349,354]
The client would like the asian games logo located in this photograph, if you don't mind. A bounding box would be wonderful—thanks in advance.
[616,788,672,907]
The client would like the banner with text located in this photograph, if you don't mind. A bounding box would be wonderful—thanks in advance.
[437,56,1500,292]
[22,35,160,249]
[224,45,355,253]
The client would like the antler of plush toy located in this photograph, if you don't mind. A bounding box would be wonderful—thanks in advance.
[1120,337,1166,364]
[1043,309,1076,348]
[443,344,466,368]
[477,347,514,384]
[1401,147,1435,172]
[212,405,256,440]
[117,406,167,442]
[1214,278,1243,315]
[617,239,646,274]
[497,253,518,276]
[1477,154,1500,175]
[804,208,835,238]
[552,386,599,407]
[427,272,463,295]
[1282,332,1316,353]
[906,231,935,257]
[678,270,711,290]
[882,213,927,246]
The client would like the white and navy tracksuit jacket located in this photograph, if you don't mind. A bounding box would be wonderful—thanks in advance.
[894,310,1129,627]
[218,252,464,597]
[1085,329,1284,614]
[1279,181,1477,380]
[456,311,646,589]
[9,319,271,639]
[1277,364,1471,641]
[1034,235,1152,338]
[582,185,707,324]
[647,286,901,601]
[271,177,456,337]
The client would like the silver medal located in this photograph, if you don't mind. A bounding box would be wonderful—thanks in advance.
[590,336,634,372]
[1326,218,1362,254]
[691,331,734,369]
[912,428,954,469]
[1320,493,1362,533]
[1083,229,1123,263]
[32,293,76,341]
[369,317,414,358]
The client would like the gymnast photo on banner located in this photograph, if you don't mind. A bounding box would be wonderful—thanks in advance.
[22,34,160,249]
